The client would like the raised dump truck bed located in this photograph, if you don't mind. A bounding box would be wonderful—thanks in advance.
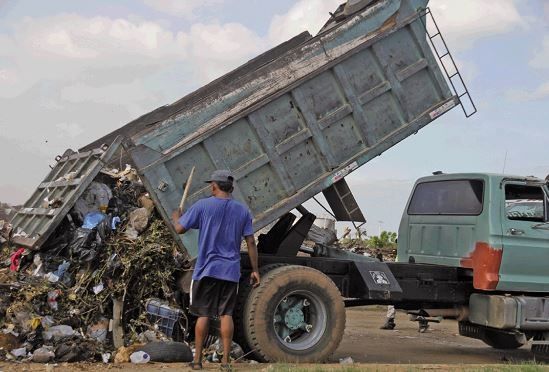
[114,0,467,258]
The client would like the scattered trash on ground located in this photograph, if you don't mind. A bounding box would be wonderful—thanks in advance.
[339,356,354,364]
[130,350,150,364]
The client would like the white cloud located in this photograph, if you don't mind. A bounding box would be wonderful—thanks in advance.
[15,15,187,62]
[509,34,549,102]
[267,0,525,51]
[265,0,522,86]
[142,0,223,19]
[60,80,157,117]
[453,57,478,86]
[0,68,17,84]
[429,0,525,51]
[507,81,549,102]
[268,0,340,45]
[55,123,84,138]
[0,14,191,99]
[530,36,549,69]
[0,14,266,100]
[186,22,266,81]
[0,13,267,204]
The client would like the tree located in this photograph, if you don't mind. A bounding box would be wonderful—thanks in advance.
[368,230,397,249]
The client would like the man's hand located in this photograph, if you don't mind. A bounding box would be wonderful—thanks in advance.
[250,271,260,287]
[245,235,260,287]
[172,209,182,222]
[172,209,187,234]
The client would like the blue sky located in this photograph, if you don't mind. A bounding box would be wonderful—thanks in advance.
[0,0,548,235]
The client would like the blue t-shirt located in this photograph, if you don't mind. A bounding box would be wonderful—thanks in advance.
[179,197,253,283]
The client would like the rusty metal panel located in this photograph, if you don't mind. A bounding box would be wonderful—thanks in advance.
[10,138,122,250]
[127,0,461,259]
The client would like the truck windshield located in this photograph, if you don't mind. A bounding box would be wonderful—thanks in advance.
[408,179,484,215]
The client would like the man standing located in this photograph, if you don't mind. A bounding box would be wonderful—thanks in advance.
[172,170,260,370]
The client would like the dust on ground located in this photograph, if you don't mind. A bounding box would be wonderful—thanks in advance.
[2,307,544,371]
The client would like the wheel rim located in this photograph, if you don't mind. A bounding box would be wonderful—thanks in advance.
[272,290,327,351]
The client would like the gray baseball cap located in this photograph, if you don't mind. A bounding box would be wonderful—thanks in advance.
[205,169,234,184]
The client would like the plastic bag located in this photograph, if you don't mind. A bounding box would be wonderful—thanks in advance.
[53,260,70,278]
[40,219,75,256]
[82,212,106,229]
[73,182,113,223]
[9,248,26,272]
[32,346,55,363]
[96,215,113,243]
[47,290,60,311]
[45,260,71,285]
[11,347,28,358]
[128,207,150,233]
[111,216,121,230]
[68,228,98,263]
[43,325,74,341]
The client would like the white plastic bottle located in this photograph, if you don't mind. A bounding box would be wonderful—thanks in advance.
[130,351,150,364]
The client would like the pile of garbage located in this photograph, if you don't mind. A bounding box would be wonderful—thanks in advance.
[337,238,396,260]
[0,166,193,364]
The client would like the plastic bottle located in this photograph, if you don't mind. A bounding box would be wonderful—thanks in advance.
[130,351,150,364]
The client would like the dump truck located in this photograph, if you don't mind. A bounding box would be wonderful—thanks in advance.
[10,0,548,363]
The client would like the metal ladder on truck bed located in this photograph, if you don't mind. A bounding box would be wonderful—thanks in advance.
[420,8,477,118]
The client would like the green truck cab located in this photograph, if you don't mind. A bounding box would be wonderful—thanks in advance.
[397,173,549,352]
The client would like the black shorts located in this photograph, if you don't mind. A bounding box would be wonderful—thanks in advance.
[189,277,238,317]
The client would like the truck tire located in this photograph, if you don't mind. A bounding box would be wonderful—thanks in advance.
[243,265,345,362]
[482,329,525,350]
[233,264,287,355]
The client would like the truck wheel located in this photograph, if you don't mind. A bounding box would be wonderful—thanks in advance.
[483,329,525,350]
[243,265,345,362]
[234,264,287,355]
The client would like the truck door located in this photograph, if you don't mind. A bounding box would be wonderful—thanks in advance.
[499,181,549,292]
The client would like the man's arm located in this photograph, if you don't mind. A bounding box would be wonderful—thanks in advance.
[171,210,187,234]
[245,235,260,287]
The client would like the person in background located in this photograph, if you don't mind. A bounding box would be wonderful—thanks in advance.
[376,248,396,330]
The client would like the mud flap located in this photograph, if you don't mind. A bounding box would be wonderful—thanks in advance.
[350,261,403,301]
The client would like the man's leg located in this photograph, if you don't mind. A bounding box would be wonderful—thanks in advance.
[381,305,396,330]
[194,316,209,364]
[387,305,396,320]
[220,315,234,365]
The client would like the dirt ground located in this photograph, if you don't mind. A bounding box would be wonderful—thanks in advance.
[331,306,535,365]
[0,307,544,371]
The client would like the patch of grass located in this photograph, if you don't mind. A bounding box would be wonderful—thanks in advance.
[470,366,547,372]
[263,363,548,372]
[266,364,367,372]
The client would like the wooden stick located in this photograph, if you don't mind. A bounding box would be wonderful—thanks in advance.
[179,166,195,214]
[112,297,124,349]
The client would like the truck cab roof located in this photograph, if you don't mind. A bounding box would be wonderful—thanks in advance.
[415,173,546,185]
